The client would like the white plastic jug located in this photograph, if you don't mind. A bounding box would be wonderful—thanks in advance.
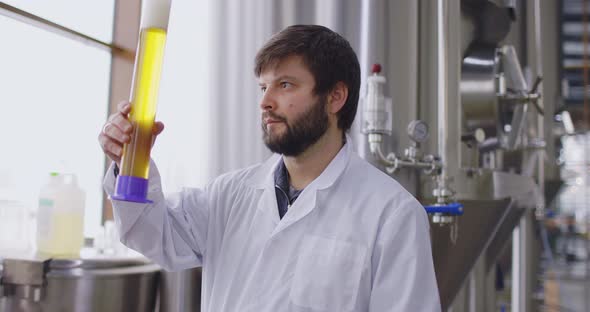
[36,172,85,257]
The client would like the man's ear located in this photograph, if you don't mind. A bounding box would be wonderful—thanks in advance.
[327,82,348,114]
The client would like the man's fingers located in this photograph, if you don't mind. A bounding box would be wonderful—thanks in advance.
[106,140,123,157]
[98,134,123,159]
[151,121,165,147]
[102,122,130,144]
[108,113,133,133]
[117,101,131,114]
[100,103,163,163]
[153,121,165,135]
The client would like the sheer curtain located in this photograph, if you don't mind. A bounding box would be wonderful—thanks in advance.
[155,0,419,189]
[206,0,276,178]
[206,0,368,179]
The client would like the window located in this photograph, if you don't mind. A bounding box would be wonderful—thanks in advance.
[0,3,114,240]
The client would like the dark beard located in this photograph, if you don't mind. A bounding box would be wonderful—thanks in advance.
[262,95,329,156]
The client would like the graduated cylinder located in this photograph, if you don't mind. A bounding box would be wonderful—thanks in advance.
[113,0,170,203]
[121,27,166,180]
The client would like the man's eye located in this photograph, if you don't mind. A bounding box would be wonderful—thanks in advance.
[260,86,267,93]
[280,82,292,89]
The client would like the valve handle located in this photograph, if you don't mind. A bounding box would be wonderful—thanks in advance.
[424,202,464,216]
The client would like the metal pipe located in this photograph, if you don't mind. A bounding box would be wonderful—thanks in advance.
[368,134,440,174]
[436,0,449,193]
[368,134,393,167]
[532,0,545,219]
[394,158,436,171]
[511,212,533,312]
[511,220,522,312]
[583,0,590,126]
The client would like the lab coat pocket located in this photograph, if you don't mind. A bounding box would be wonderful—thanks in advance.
[290,235,367,311]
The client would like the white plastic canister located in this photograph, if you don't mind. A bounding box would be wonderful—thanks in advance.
[36,172,85,257]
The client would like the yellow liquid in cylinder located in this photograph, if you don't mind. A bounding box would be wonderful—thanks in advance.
[121,27,167,179]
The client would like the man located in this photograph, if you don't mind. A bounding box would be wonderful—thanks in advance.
[99,25,440,311]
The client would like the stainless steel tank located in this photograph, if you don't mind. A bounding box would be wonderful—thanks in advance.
[0,256,160,312]
[158,267,201,312]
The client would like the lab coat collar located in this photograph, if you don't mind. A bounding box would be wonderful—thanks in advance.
[246,154,281,190]
[246,134,353,191]
[302,134,352,191]
[247,135,353,233]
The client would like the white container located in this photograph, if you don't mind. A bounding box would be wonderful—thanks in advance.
[361,66,393,136]
[36,172,86,257]
[0,173,32,256]
[0,199,30,255]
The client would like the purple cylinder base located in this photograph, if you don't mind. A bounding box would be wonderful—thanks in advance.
[111,175,153,203]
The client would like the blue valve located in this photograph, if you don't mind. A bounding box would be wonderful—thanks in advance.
[423,202,464,216]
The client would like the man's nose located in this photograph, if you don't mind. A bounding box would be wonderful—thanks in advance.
[259,89,277,111]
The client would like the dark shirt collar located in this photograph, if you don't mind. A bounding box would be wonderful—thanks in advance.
[274,158,303,200]
[274,158,290,192]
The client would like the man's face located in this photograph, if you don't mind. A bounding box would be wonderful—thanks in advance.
[258,56,329,156]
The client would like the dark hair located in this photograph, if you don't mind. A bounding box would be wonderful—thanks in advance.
[254,25,360,131]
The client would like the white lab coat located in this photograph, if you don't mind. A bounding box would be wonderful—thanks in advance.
[104,140,441,312]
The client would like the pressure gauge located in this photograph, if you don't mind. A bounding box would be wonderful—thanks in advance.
[474,128,486,143]
[407,120,429,143]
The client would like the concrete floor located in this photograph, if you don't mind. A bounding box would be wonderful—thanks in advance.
[541,237,590,312]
